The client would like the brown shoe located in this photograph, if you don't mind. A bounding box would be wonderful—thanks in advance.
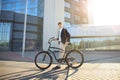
[52,66,61,70]
[65,66,69,69]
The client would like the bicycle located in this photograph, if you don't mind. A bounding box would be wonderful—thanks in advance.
[34,37,84,70]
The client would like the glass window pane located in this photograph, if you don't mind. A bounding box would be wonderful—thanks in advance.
[64,1,70,8]
[64,22,71,28]
[0,22,11,49]
[64,11,71,18]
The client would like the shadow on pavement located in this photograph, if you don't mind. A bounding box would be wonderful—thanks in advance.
[0,67,78,80]
[1,51,120,63]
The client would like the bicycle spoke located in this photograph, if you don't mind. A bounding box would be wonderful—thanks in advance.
[66,50,84,68]
[35,51,52,70]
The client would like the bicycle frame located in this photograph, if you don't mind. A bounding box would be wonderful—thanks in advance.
[47,37,67,62]
[34,37,84,69]
[48,46,67,62]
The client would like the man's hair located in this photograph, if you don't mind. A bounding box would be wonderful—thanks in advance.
[58,22,62,25]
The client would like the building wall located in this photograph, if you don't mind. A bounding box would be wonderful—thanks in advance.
[43,0,88,50]
[64,0,88,27]
[1,0,44,17]
[43,0,64,50]
[0,0,44,51]
[0,10,43,51]
[0,0,89,51]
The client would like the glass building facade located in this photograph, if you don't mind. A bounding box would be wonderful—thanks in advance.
[71,36,120,50]
[0,22,11,50]
[0,0,120,51]
[0,0,44,51]
[64,0,88,28]
[1,0,44,17]
[64,0,120,50]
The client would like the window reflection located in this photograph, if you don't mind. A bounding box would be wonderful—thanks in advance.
[0,22,11,49]
[0,0,44,51]
[1,0,44,17]
[71,37,120,50]
[64,22,71,28]
[64,11,71,18]
[65,1,70,8]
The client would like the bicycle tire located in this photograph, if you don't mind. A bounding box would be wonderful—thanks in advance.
[65,50,84,68]
[34,51,52,70]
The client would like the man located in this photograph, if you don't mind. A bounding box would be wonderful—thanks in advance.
[53,22,71,69]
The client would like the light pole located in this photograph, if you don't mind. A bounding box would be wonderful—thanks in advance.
[0,0,2,13]
[22,0,28,57]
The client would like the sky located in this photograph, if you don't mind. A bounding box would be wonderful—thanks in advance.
[87,0,120,26]
[67,0,120,36]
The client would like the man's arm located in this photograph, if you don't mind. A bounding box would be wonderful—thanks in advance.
[63,29,70,42]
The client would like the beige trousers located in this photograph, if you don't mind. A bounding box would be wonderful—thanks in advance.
[57,42,68,66]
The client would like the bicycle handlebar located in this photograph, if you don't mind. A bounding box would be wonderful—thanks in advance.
[48,37,58,46]
[48,37,72,46]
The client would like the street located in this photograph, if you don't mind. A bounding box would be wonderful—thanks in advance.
[0,51,120,80]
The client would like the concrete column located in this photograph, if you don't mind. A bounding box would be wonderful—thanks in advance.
[43,0,64,50]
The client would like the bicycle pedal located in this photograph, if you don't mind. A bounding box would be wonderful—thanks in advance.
[67,57,75,62]
[58,59,66,64]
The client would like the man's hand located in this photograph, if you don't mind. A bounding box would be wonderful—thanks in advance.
[53,38,58,41]
[66,42,71,45]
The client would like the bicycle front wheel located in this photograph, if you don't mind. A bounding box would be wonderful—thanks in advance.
[34,51,52,70]
[65,50,84,68]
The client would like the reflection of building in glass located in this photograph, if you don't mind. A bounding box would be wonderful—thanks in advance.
[0,22,11,50]
[0,0,88,51]
[0,0,44,51]
[69,26,120,50]
[1,0,119,51]
[71,36,120,50]
[64,0,88,28]
[1,0,44,17]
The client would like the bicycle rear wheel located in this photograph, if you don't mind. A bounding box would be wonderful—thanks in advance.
[65,50,84,68]
[34,51,52,70]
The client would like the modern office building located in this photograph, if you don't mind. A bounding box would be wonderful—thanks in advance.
[0,0,44,51]
[64,0,88,28]
[43,0,120,51]
[0,0,89,51]
[0,0,119,52]
[43,0,89,50]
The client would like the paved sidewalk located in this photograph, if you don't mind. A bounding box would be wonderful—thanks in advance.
[1,51,120,62]
[0,51,120,80]
[0,51,36,62]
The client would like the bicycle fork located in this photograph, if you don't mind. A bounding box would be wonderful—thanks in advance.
[42,54,46,61]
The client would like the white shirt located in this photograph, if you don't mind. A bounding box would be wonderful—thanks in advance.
[58,27,63,42]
